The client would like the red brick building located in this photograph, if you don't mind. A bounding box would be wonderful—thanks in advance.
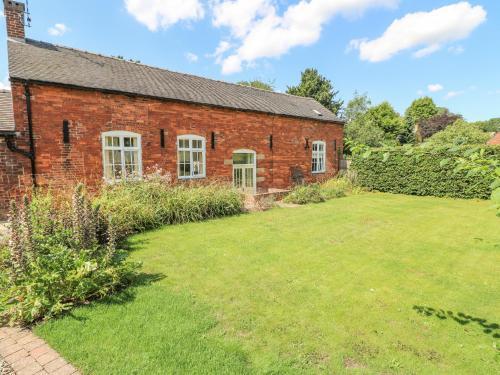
[0,0,344,215]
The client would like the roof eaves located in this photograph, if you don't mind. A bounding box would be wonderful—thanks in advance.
[10,77,345,125]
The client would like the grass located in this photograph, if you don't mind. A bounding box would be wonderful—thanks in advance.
[35,193,500,374]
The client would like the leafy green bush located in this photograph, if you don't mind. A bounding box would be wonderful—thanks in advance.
[284,184,325,205]
[96,176,244,237]
[284,177,360,205]
[426,119,490,146]
[447,146,500,216]
[473,118,500,133]
[0,187,139,325]
[321,177,356,199]
[351,145,500,199]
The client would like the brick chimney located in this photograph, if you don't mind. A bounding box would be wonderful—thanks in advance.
[3,0,25,40]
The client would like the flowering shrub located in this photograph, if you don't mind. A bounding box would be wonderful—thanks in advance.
[0,186,139,325]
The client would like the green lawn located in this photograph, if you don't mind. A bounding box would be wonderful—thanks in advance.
[35,193,500,374]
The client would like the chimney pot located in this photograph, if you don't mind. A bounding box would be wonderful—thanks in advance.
[3,0,26,40]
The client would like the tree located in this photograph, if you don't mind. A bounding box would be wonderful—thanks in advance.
[471,118,500,133]
[404,97,439,143]
[345,93,385,148]
[418,110,462,140]
[237,79,275,91]
[344,91,371,123]
[365,101,405,139]
[286,68,343,115]
[344,94,404,147]
[345,118,386,148]
[426,119,490,145]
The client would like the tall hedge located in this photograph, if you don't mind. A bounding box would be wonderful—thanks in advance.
[351,146,500,199]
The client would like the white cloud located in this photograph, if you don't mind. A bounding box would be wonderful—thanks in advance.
[445,90,465,99]
[48,23,69,36]
[212,0,274,39]
[0,10,4,18]
[222,55,243,75]
[448,45,465,54]
[351,2,486,62]
[212,0,398,74]
[207,40,232,64]
[428,84,444,93]
[413,44,441,59]
[185,52,199,62]
[125,0,204,31]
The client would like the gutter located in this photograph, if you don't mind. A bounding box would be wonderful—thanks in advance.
[0,83,37,187]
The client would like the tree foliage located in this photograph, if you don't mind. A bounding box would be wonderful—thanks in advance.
[344,93,383,147]
[344,94,403,148]
[418,110,462,140]
[345,119,386,148]
[237,79,275,91]
[405,97,439,142]
[426,119,491,146]
[344,91,371,123]
[365,102,405,139]
[470,118,500,133]
[287,68,343,115]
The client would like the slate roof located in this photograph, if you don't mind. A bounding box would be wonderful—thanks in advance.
[7,38,342,123]
[0,90,15,132]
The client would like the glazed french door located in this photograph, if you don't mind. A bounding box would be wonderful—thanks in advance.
[232,151,256,193]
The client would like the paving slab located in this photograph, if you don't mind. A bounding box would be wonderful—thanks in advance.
[0,328,79,375]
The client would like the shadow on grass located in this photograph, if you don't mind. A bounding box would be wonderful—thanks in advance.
[413,305,500,338]
[66,272,165,322]
[121,237,151,253]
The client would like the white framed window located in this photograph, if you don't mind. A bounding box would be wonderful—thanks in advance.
[177,135,206,179]
[102,131,142,180]
[312,141,326,173]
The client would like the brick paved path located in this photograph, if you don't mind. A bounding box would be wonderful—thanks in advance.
[0,327,80,375]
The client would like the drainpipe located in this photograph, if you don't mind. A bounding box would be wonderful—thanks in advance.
[24,83,37,187]
[0,82,37,187]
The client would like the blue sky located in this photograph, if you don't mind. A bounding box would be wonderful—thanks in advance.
[1,0,499,121]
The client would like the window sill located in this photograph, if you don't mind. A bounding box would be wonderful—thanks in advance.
[312,171,326,174]
[178,175,207,180]
[103,175,143,184]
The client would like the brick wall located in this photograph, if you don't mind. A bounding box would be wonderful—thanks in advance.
[0,81,343,215]
[0,138,26,213]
